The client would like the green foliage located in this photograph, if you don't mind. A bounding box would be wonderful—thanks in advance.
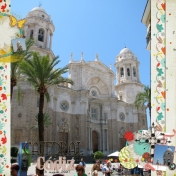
[94,151,104,159]
[19,52,73,143]
[11,147,18,158]
[134,85,151,120]
[11,38,35,101]
[19,52,74,102]
[31,113,53,129]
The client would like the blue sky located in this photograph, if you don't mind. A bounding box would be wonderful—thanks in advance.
[11,0,150,126]
[153,145,175,165]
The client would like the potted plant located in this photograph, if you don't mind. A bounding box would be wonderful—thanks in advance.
[94,151,104,162]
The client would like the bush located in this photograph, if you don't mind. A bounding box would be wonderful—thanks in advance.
[94,151,104,160]
[11,147,18,158]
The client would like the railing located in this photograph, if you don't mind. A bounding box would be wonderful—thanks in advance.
[87,112,107,124]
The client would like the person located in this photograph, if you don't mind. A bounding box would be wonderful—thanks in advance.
[79,158,86,169]
[11,164,19,176]
[143,168,148,176]
[102,161,113,176]
[16,41,23,52]
[100,161,104,171]
[74,164,87,176]
[35,166,44,176]
[90,160,101,176]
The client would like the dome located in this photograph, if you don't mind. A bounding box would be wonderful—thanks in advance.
[31,7,46,13]
[116,47,137,61]
[120,48,132,54]
[165,147,173,152]
[120,47,132,54]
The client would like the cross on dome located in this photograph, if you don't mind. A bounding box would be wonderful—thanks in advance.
[39,2,42,7]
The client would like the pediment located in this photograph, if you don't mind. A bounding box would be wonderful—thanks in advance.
[86,61,114,75]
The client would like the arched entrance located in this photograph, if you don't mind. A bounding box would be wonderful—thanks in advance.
[92,131,98,153]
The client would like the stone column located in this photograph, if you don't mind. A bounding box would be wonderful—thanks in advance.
[90,128,92,150]
[102,129,104,152]
[116,68,118,84]
[118,67,120,82]
[34,24,38,44]
[130,64,133,81]
[25,25,28,38]
[106,129,109,152]
[87,127,89,150]
[49,33,53,50]
[137,65,140,82]
[45,28,49,49]
[53,98,57,142]
[123,66,126,80]
[131,65,133,80]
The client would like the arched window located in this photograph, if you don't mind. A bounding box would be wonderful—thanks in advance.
[120,67,124,77]
[120,95,122,100]
[127,68,130,76]
[133,67,136,77]
[38,29,44,42]
[30,29,33,39]
[91,108,97,119]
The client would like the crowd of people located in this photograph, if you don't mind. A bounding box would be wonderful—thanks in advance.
[10,158,150,176]
[74,158,150,176]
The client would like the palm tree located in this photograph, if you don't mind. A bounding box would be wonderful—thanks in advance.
[19,52,73,153]
[134,85,151,120]
[11,38,35,100]
[31,113,53,129]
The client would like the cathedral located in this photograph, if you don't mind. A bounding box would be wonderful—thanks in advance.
[11,6,147,156]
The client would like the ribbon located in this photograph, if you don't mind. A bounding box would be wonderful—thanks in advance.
[144,163,156,171]
[164,129,176,137]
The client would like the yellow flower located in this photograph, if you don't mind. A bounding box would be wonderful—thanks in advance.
[130,158,134,162]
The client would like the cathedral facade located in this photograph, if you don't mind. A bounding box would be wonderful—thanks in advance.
[11,7,147,156]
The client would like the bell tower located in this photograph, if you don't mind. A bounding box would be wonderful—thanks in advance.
[23,6,55,58]
[114,48,143,103]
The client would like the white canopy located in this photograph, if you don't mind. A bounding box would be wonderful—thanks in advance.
[108,151,119,157]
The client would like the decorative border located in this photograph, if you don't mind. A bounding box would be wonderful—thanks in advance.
[156,0,166,131]
[0,0,11,175]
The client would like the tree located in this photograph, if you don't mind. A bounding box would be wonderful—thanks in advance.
[31,112,52,129]
[19,52,73,154]
[11,147,18,163]
[134,85,151,121]
[94,151,104,160]
[11,38,35,100]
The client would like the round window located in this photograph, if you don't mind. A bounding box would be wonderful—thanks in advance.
[60,101,69,111]
[119,113,125,121]
[91,90,97,96]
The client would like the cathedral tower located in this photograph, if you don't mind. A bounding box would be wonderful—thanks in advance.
[23,6,55,59]
[114,48,143,104]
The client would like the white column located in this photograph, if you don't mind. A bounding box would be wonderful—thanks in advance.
[116,68,118,84]
[102,129,104,151]
[137,65,140,82]
[34,24,38,44]
[131,65,134,80]
[45,28,49,48]
[88,128,90,149]
[106,129,109,153]
[123,66,126,80]
[118,67,120,82]
[49,33,53,50]
[25,25,28,38]
[87,127,89,150]
[130,64,133,80]
[90,128,92,150]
